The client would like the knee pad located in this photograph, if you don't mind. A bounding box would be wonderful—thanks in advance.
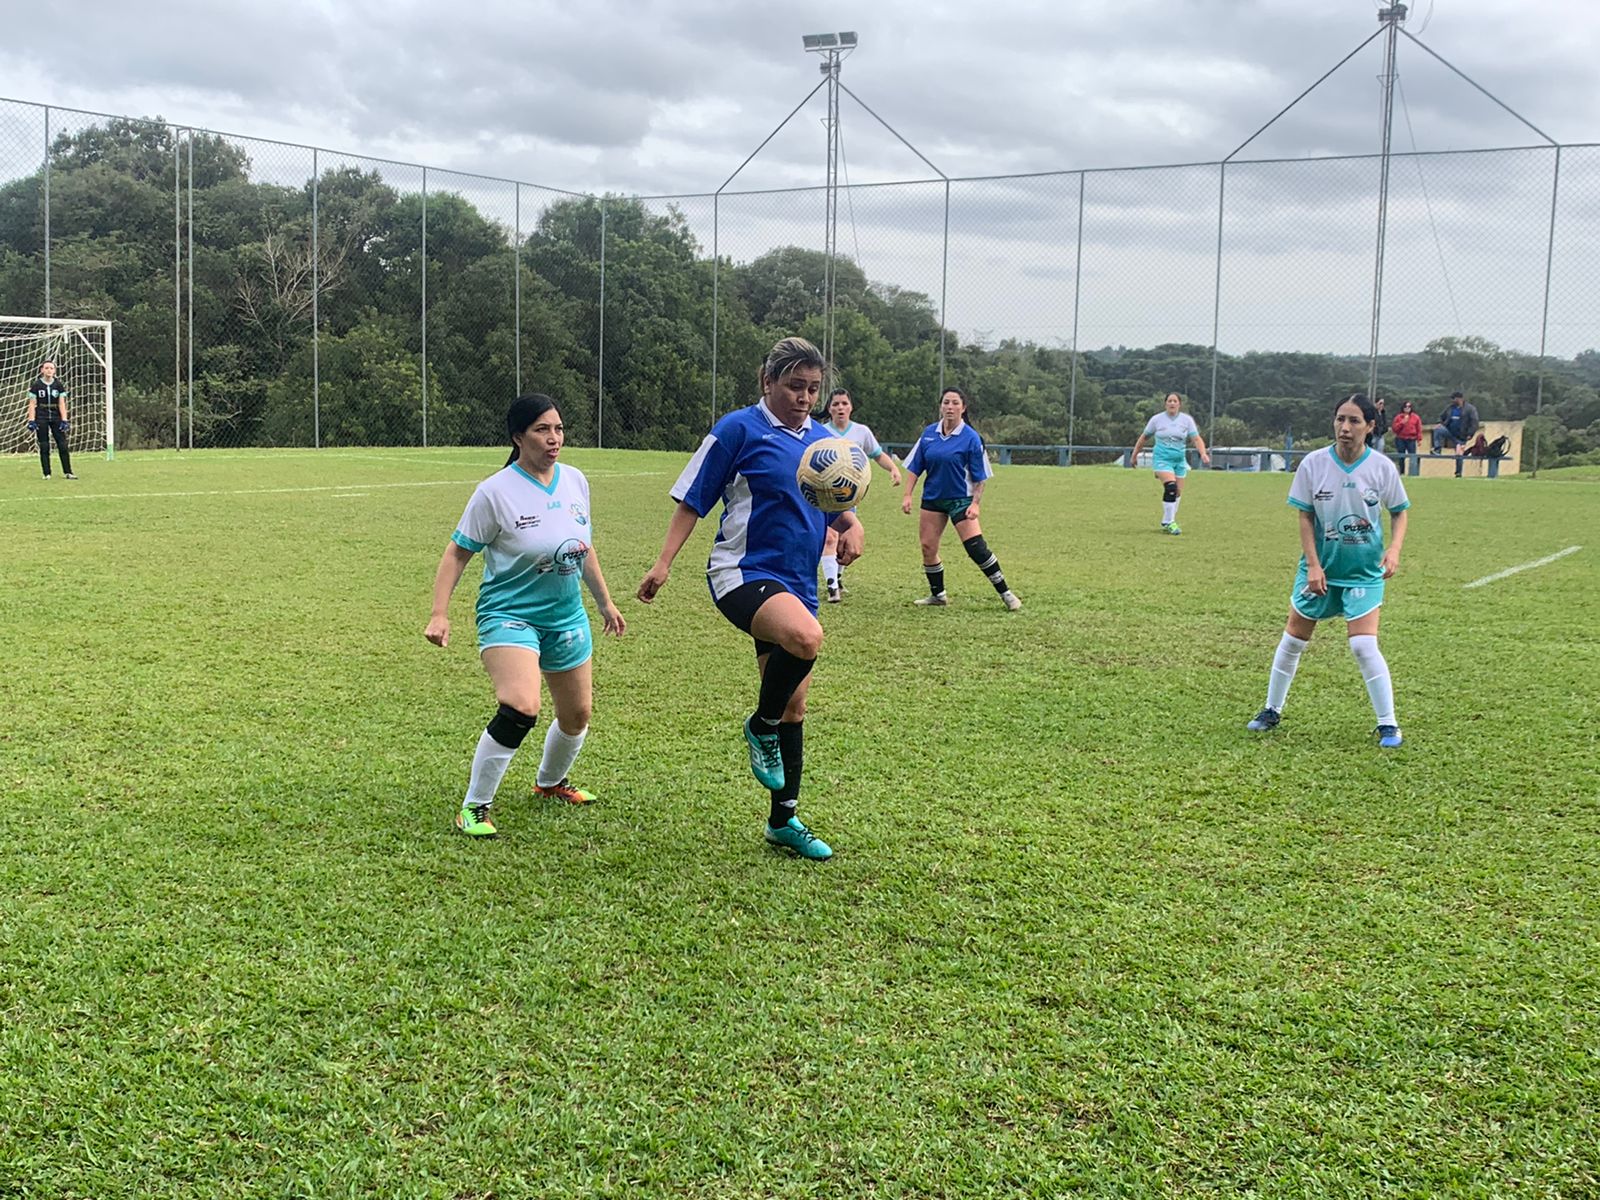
[487,702,538,748]
[962,534,993,566]
[1162,480,1179,502]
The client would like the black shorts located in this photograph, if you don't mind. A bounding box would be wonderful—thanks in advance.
[714,578,791,658]
[921,495,973,521]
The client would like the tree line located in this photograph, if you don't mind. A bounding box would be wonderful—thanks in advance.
[4,118,1598,466]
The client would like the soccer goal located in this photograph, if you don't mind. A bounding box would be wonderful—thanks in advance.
[2,316,114,459]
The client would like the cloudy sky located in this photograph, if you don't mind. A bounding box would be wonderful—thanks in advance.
[9,0,1596,193]
[5,0,1597,355]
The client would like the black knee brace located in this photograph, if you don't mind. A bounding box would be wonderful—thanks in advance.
[1162,480,1179,502]
[962,534,994,566]
[486,702,538,748]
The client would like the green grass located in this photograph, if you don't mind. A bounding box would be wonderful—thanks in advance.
[3,447,1598,1198]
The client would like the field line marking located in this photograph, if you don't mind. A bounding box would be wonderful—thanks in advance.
[1462,545,1582,589]
[0,470,668,506]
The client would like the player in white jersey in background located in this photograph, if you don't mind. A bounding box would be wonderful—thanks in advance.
[1246,393,1411,748]
[426,394,626,837]
[819,387,900,602]
[1128,392,1210,535]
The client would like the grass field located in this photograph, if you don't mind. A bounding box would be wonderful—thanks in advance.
[3,447,1598,1198]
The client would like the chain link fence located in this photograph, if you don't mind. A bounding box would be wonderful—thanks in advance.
[3,96,1597,462]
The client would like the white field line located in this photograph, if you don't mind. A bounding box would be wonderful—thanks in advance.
[1462,545,1582,589]
[0,471,667,506]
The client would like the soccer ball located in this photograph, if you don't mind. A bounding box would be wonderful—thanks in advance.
[796,437,871,512]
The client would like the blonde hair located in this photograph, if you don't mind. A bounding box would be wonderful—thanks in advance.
[758,336,826,393]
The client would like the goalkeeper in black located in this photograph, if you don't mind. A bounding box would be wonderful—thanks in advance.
[26,359,75,479]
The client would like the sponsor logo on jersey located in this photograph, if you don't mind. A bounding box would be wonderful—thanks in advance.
[1362,488,1380,507]
[1336,514,1375,543]
[547,500,562,510]
[568,502,588,527]
[514,514,541,530]
[554,538,590,575]
[1314,489,1333,501]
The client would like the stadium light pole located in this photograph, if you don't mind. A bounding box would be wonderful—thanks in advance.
[1366,3,1406,403]
[803,32,856,390]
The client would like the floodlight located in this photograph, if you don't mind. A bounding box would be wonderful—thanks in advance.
[838,32,858,46]
[802,34,823,48]
[802,31,841,50]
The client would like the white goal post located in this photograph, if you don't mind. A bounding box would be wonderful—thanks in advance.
[2,316,115,459]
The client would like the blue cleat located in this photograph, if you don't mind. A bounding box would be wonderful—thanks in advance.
[744,717,785,790]
[1246,707,1281,732]
[1376,724,1403,748]
[764,816,833,860]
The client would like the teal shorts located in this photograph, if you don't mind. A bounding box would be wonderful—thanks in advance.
[1153,452,1189,478]
[921,496,974,521]
[1290,571,1384,622]
[478,613,592,672]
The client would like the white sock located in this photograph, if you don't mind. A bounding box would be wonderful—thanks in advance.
[1161,500,1177,524]
[536,723,588,788]
[1266,632,1308,711]
[1349,635,1396,726]
[821,554,839,586]
[465,729,518,807]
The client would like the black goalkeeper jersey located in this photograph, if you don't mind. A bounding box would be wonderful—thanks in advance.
[29,377,68,421]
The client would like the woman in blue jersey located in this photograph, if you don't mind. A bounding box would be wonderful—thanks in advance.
[636,337,865,862]
[899,387,1022,611]
[1128,392,1210,535]
[819,386,901,603]
[1246,393,1411,748]
[426,394,627,837]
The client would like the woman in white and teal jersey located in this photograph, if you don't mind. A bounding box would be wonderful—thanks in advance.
[1247,393,1411,748]
[426,394,627,837]
[819,387,900,602]
[1128,392,1210,534]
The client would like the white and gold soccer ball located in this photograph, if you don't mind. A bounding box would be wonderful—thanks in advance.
[796,436,871,512]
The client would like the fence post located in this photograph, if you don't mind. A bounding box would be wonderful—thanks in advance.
[1208,161,1226,445]
[187,130,194,450]
[173,127,181,451]
[42,106,50,318]
[1068,171,1084,464]
[938,179,950,394]
[514,182,521,396]
[312,146,320,449]
[1531,145,1562,478]
[711,193,719,427]
[421,165,428,448]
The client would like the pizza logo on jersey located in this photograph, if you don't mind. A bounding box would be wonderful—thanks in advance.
[554,538,590,576]
[1336,514,1375,543]
[568,502,588,527]
[513,513,542,530]
[1362,487,1380,507]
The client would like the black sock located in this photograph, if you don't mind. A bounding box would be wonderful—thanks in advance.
[768,721,804,827]
[983,561,1009,595]
[924,562,945,596]
[755,647,815,724]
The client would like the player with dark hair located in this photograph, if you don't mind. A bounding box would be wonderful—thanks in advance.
[426,394,626,837]
[26,360,75,479]
[1246,393,1411,748]
[900,386,1021,610]
[1128,392,1209,534]
[819,386,900,602]
[637,336,865,861]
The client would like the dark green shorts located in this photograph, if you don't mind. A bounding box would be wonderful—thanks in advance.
[920,496,973,520]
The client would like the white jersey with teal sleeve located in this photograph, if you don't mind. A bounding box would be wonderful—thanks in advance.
[451,462,592,629]
[826,419,883,460]
[1143,411,1199,466]
[1287,446,1410,586]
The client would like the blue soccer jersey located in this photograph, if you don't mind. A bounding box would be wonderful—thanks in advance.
[671,400,838,612]
[903,420,991,502]
[451,462,593,629]
[1287,446,1410,586]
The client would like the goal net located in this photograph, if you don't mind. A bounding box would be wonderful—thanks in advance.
[2,317,114,458]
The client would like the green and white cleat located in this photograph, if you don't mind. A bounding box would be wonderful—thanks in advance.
[454,803,497,838]
[1167,523,1182,536]
[744,717,785,790]
[764,816,833,860]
